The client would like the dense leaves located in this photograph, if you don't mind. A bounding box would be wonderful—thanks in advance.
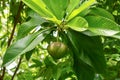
[1,0,120,80]
[66,0,95,21]
[22,0,95,24]
[66,29,107,80]
[22,0,60,24]
[67,29,106,73]
[96,0,120,24]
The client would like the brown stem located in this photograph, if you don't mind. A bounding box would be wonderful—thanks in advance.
[10,1,23,80]
[8,1,23,46]
[11,56,23,80]
[0,1,23,80]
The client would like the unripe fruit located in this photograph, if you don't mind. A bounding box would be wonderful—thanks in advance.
[47,42,68,59]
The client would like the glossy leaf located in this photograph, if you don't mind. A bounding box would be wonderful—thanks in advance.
[67,29,106,74]
[17,11,46,39]
[43,0,69,20]
[22,0,61,24]
[112,32,120,39]
[82,30,98,36]
[78,8,90,17]
[85,16,120,36]
[89,7,115,20]
[67,0,95,21]
[3,28,53,66]
[66,0,80,15]
[66,16,88,32]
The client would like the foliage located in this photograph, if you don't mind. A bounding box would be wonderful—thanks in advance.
[97,0,120,24]
[0,0,120,80]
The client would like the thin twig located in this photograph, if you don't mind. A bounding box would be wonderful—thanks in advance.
[10,1,23,80]
[11,56,23,80]
[8,1,23,46]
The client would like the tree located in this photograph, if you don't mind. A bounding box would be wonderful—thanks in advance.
[0,0,120,80]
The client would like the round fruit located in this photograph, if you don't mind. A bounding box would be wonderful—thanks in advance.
[47,42,68,59]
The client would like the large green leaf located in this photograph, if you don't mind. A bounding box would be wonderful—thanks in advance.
[66,16,88,32]
[17,11,46,39]
[85,16,120,36]
[67,29,106,74]
[3,28,53,66]
[60,31,95,80]
[89,7,115,20]
[43,0,69,20]
[22,0,61,24]
[67,0,95,21]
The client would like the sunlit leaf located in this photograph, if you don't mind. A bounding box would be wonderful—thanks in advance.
[112,32,120,39]
[89,7,115,20]
[67,0,96,21]
[66,0,80,15]
[66,16,88,32]
[17,11,46,39]
[22,0,61,24]
[43,0,69,20]
[85,16,120,36]
[3,28,53,66]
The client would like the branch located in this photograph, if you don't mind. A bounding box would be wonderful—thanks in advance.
[10,1,23,80]
[11,56,23,80]
[8,1,23,46]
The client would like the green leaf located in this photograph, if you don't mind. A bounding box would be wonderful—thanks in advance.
[17,71,33,80]
[82,30,98,36]
[43,0,69,20]
[66,0,80,15]
[67,0,95,21]
[22,0,61,24]
[65,29,95,80]
[25,49,35,61]
[74,57,95,80]
[3,28,53,66]
[53,61,72,80]
[112,33,120,39]
[85,16,120,36]
[89,7,115,20]
[17,11,46,39]
[78,8,90,17]
[67,29,106,74]
[66,16,88,32]
[32,59,43,67]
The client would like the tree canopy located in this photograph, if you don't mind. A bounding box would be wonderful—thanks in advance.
[0,0,120,80]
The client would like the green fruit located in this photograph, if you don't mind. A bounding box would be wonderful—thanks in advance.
[47,42,68,59]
